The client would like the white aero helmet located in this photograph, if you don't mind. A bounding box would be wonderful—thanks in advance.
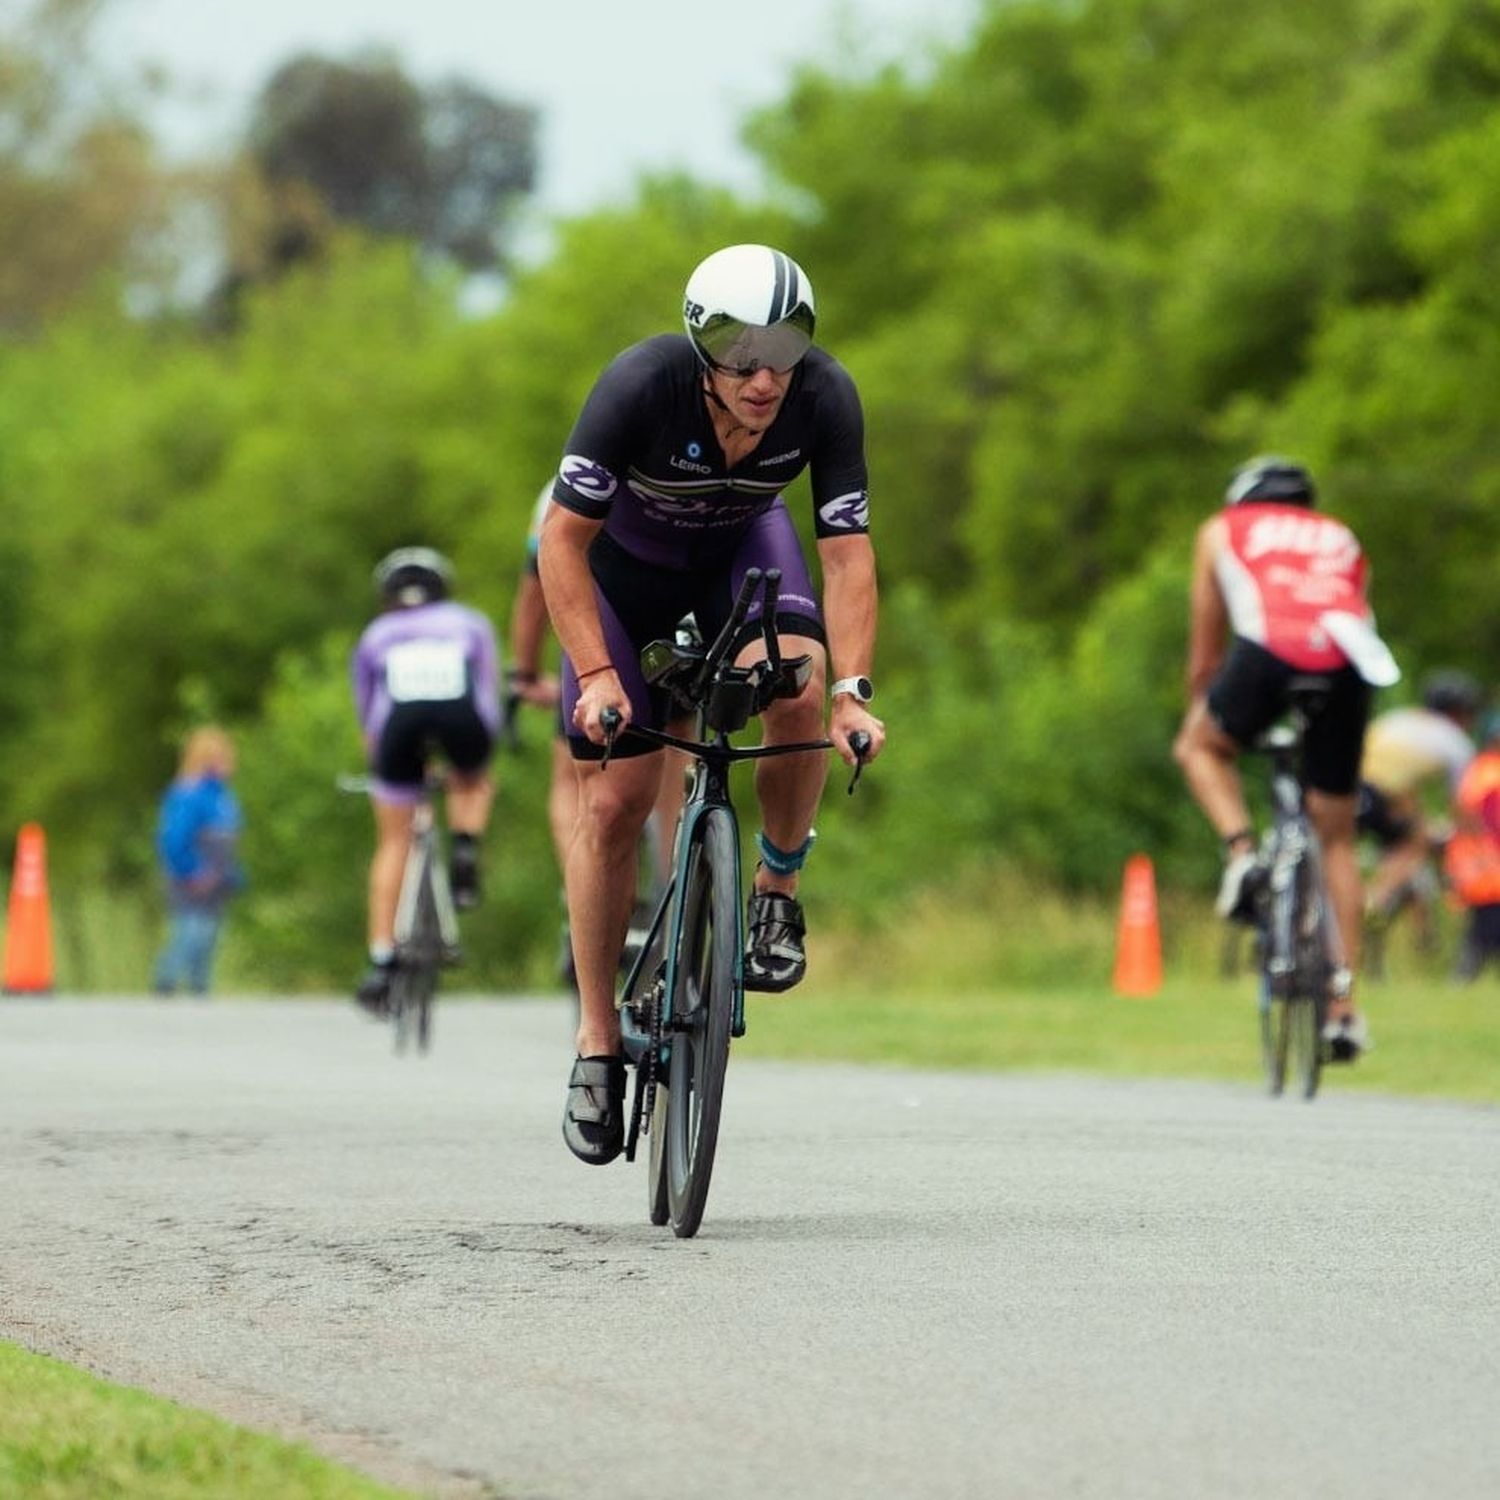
[683,243,817,375]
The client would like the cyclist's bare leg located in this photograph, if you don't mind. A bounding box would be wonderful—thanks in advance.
[547,738,578,872]
[1308,790,1362,1021]
[566,751,661,1056]
[1367,821,1428,916]
[738,634,828,896]
[368,800,416,949]
[444,768,494,836]
[1173,699,1253,849]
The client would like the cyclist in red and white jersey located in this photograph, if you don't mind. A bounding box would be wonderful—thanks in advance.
[1173,457,1375,1058]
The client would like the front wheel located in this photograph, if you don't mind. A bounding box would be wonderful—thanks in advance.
[664,807,739,1238]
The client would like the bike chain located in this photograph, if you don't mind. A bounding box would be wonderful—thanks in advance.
[642,971,664,1132]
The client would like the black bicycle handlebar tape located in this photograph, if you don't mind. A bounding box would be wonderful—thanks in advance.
[760,568,783,672]
[600,705,622,768]
[846,729,872,795]
[701,567,763,676]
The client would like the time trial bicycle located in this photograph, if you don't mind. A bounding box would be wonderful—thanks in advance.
[599,566,870,1238]
[338,772,461,1054]
[1249,678,1347,1099]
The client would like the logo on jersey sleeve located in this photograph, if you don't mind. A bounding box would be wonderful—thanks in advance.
[818,490,870,531]
[560,454,618,501]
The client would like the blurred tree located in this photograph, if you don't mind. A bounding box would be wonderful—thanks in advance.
[241,51,538,277]
[0,0,169,331]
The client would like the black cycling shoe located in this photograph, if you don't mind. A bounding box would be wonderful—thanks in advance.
[449,841,481,911]
[355,961,395,1018]
[744,889,807,993]
[562,1055,626,1165]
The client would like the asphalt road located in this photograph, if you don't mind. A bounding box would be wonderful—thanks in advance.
[2,997,1497,1500]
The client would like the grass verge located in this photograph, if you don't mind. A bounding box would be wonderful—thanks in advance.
[741,881,1500,1103]
[0,1340,417,1500]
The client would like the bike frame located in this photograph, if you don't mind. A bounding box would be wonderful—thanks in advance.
[1258,693,1345,998]
[606,567,859,1162]
[393,793,461,958]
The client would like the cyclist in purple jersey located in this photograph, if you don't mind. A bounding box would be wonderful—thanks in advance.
[351,547,502,1013]
[540,243,886,1166]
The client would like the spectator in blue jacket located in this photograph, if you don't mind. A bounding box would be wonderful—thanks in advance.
[152,726,244,996]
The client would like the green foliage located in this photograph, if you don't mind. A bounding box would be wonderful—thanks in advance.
[6,0,1500,985]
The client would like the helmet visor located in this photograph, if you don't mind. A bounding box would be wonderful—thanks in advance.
[694,304,815,375]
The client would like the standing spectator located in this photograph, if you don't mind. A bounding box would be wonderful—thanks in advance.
[1445,710,1500,980]
[153,726,244,996]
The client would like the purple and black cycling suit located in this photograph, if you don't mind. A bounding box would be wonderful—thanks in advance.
[351,601,503,803]
[551,334,870,759]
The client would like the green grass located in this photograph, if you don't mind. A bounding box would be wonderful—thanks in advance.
[0,1341,419,1500]
[741,882,1500,1103]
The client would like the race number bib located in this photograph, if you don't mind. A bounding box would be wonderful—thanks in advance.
[385,640,468,702]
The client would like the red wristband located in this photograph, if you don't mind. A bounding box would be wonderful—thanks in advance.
[575,663,613,683]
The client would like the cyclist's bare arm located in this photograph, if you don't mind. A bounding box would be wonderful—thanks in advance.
[818,532,885,763]
[508,570,560,706]
[1186,515,1230,698]
[538,503,625,741]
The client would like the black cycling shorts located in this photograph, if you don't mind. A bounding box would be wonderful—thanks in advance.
[1207,637,1371,796]
[1356,782,1415,848]
[563,514,826,761]
[374,696,494,789]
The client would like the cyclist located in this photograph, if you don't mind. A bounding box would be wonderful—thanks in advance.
[1446,709,1500,979]
[351,547,502,1014]
[509,482,689,988]
[540,243,886,1164]
[1358,670,1479,932]
[1172,457,1375,1060]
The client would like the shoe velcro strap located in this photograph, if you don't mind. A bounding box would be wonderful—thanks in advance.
[566,1058,622,1125]
[749,892,805,937]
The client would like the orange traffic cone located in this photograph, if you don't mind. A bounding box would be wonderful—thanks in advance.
[3,823,55,995]
[1112,852,1162,997]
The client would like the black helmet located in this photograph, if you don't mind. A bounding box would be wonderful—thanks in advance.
[1224,456,1316,506]
[1421,670,1483,719]
[374,546,453,605]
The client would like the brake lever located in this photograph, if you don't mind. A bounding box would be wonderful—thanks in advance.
[600,706,622,769]
[847,729,871,795]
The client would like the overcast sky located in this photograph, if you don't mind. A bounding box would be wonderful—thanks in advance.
[105,0,979,223]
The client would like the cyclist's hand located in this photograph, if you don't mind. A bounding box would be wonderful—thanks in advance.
[830,698,884,766]
[518,672,561,709]
[574,669,631,745]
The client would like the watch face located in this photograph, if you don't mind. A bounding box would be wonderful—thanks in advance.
[856,677,873,701]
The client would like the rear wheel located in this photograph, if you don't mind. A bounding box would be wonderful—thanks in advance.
[396,863,441,1055]
[664,808,738,1238]
[1258,976,1288,1097]
[1289,852,1331,1099]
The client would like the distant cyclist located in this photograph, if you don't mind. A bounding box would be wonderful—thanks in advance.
[1172,457,1375,1059]
[1358,670,1480,928]
[1445,709,1500,979]
[351,548,502,1014]
[540,243,886,1164]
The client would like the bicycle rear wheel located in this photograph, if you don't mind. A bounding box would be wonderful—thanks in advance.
[664,807,738,1238]
[1289,852,1331,1099]
[396,865,441,1055]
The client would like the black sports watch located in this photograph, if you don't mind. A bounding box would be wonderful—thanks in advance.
[830,675,874,704]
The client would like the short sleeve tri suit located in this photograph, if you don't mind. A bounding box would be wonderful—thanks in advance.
[1206,502,1374,795]
[551,334,870,760]
[351,601,503,804]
